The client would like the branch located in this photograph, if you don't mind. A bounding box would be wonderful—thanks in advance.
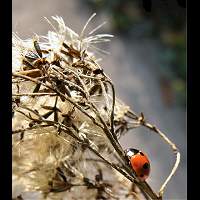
[128,111,180,198]
[142,121,180,197]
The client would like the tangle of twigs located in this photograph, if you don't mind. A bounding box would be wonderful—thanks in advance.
[12,14,180,200]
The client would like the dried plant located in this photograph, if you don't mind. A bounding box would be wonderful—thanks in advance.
[12,13,180,200]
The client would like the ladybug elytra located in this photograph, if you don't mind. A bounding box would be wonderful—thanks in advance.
[125,148,150,181]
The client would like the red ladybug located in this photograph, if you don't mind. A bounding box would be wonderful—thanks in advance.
[125,148,150,181]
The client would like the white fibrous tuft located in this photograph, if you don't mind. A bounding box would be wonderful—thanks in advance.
[12,15,145,200]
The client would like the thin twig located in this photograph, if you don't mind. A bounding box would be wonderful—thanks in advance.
[12,124,54,134]
[142,121,180,197]
[13,92,56,96]
[105,79,117,140]
[128,111,180,198]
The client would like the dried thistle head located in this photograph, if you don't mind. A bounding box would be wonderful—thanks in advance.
[12,14,180,200]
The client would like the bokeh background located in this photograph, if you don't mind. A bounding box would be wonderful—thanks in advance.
[12,0,186,199]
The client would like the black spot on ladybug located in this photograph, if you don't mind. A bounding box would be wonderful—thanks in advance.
[143,163,149,169]
[140,174,144,178]
[139,152,144,156]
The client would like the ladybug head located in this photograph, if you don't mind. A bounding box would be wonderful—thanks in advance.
[124,148,139,159]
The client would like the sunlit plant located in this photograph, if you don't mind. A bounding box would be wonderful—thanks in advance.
[12,13,180,200]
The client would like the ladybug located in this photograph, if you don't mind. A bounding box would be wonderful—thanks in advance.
[125,148,150,181]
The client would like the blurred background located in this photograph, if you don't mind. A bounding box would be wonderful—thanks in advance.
[12,0,186,199]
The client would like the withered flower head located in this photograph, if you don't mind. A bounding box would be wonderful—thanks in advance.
[12,14,180,200]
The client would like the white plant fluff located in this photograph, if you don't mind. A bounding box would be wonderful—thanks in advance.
[12,14,180,200]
